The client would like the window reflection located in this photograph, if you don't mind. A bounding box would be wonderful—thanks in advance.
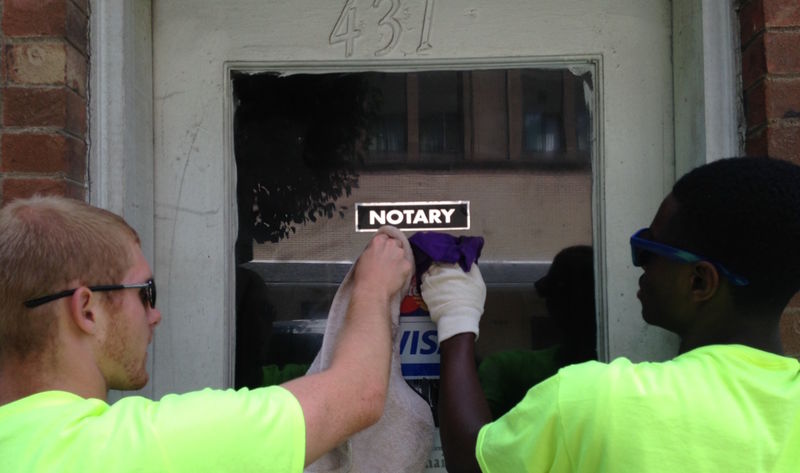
[520,70,591,160]
[418,71,463,158]
[360,68,592,167]
[367,73,407,158]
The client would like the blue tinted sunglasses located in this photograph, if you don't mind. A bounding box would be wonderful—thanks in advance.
[630,229,749,286]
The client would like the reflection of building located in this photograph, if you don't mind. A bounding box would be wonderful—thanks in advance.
[252,173,592,262]
[1,2,799,403]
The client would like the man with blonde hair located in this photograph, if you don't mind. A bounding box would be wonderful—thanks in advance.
[0,195,411,472]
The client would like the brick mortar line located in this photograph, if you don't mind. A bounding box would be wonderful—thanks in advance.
[0,172,86,186]
[0,127,87,141]
[747,119,800,134]
[740,26,800,51]
[768,74,800,80]
[3,36,71,45]
[765,26,800,34]
[743,74,800,94]
[769,118,800,127]
[4,81,88,100]
[4,36,88,56]
[2,83,81,91]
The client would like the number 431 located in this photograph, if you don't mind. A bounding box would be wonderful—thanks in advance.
[329,0,434,57]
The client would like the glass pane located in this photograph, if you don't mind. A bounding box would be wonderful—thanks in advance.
[231,68,595,398]
[470,70,509,161]
[418,71,463,158]
[366,72,407,160]
[520,70,592,163]
[522,70,564,152]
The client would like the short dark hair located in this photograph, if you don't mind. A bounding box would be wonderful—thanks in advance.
[671,157,800,310]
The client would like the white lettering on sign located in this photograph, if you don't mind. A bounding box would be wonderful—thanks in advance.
[356,201,469,232]
[388,210,404,225]
[369,208,455,226]
[400,315,440,379]
[440,208,455,222]
[400,329,439,356]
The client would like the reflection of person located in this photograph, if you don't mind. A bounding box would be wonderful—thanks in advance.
[0,196,410,472]
[235,266,275,389]
[423,157,800,472]
[478,245,596,418]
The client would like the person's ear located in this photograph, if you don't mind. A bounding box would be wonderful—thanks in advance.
[690,261,719,302]
[68,287,99,335]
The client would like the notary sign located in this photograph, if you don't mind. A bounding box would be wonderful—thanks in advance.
[355,201,470,232]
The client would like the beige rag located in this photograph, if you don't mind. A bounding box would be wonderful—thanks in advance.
[304,226,435,473]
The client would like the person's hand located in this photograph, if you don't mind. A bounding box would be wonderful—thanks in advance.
[420,263,486,342]
[352,233,412,302]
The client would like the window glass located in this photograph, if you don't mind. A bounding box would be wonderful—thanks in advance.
[418,71,463,158]
[366,73,407,158]
[232,68,595,399]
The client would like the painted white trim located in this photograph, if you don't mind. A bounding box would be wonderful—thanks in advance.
[222,62,237,390]
[673,0,743,178]
[89,0,122,212]
[702,0,745,162]
[89,0,154,256]
[89,0,155,400]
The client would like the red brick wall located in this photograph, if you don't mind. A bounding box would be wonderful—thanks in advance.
[0,0,89,204]
[739,0,800,357]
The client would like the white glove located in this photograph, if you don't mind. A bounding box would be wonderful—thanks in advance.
[420,262,486,343]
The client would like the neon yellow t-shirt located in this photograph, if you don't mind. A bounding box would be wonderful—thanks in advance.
[0,385,305,472]
[476,344,800,473]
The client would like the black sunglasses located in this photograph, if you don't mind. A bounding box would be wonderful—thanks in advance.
[24,278,157,309]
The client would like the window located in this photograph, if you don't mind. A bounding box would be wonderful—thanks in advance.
[357,69,593,168]
[231,66,595,392]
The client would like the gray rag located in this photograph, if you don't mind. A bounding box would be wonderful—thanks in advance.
[304,226,435,473]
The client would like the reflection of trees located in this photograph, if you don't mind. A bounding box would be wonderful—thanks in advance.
[233,73,375,261]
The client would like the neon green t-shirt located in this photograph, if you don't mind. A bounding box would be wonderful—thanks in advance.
[0,385,305,472]
[476,344,800,473]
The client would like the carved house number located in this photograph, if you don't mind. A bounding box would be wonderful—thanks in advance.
[330,0,435,57]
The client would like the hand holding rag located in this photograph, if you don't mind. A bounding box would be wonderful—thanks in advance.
[421,262,486,342]
[305,226,434,473]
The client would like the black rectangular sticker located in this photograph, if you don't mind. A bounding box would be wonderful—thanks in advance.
[355,201,470,232]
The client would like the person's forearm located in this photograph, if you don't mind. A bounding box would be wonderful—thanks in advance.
[439,333,492,473]
[330,286,393,424]
[286,286,393,465]
[283,232,407,466]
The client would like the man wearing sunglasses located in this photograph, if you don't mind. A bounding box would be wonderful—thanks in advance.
[422,157,800,472]
[0,196,411,472]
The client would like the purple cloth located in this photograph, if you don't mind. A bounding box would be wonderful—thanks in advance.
[409,232,484,287]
